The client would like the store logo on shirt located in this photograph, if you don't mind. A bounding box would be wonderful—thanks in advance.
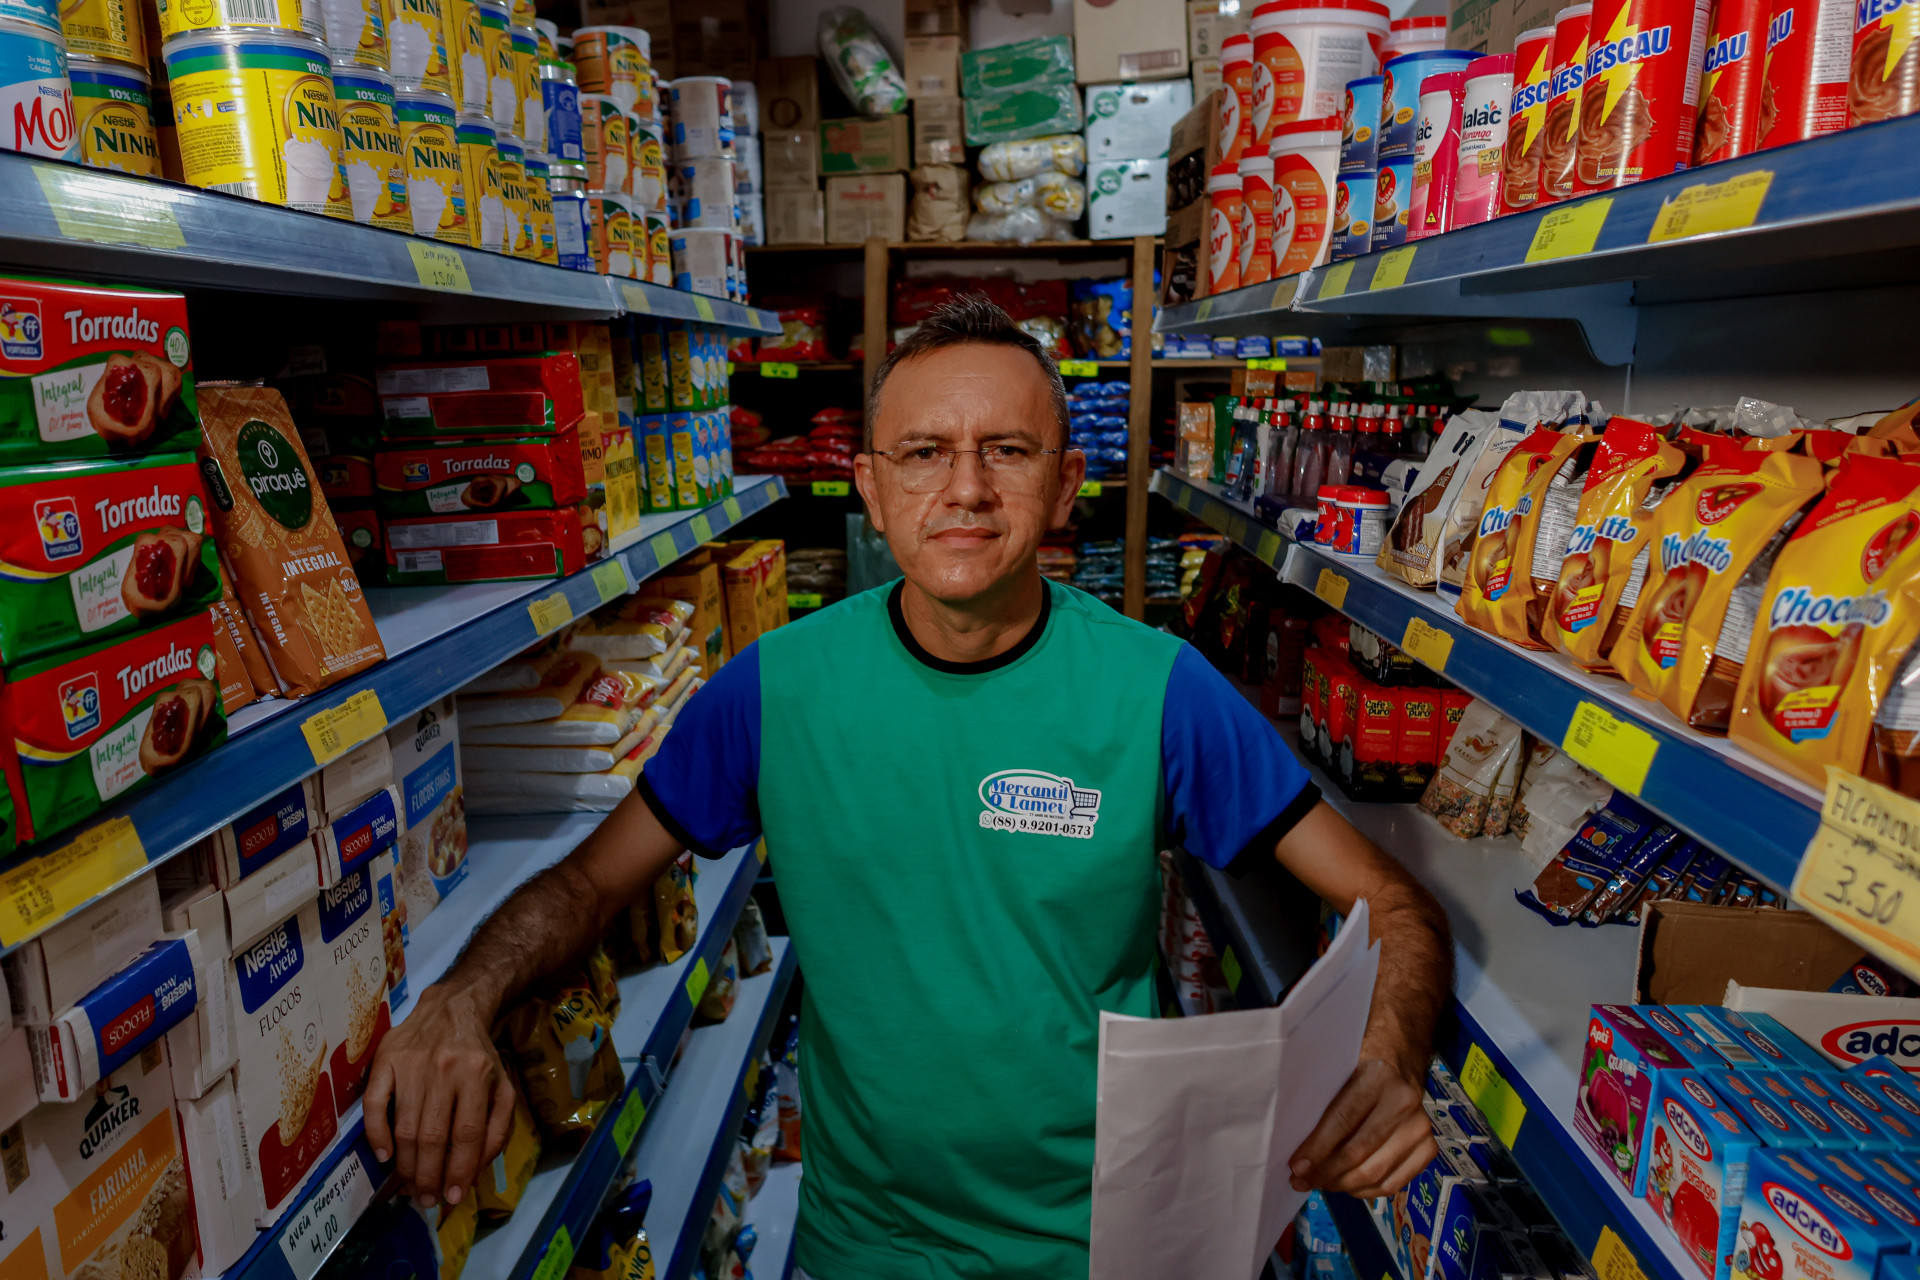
[978,769,1102,839]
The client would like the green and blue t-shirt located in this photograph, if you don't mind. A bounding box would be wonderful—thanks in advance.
[640,579,1317,1280]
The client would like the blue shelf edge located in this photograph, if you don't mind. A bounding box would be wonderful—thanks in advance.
[1324,1188,1404,1280]
[0,477,788,957]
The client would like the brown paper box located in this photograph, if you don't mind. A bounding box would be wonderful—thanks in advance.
[821,115,912,174]
[763,129,821,189]
[905,0,968,39]
[767,190,826,243]
[825,174,906,243]
[757,56,819,131]
[904,36,963,98]
[913,97,964,165]
[1634,900,1871,1005]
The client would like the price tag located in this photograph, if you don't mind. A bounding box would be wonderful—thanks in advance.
[1227,514,1250,545]
[0,817,145,948]
[1560,700,1658,795]
[693,295,716,322]
[1318,261,1356,299]
[1369,246,1417,291]
[1648,170,1773,243]
[527,592,573,636]
[1220,946,1243,993]
[1790,769,1920,979]
[690,513,713,543]
[1196,297,1217,321]
[622,282,651,313]
[727,361,735,374]
[723,497,744,522]
[1314,567,1348,608]
[1459,1043,1527,1147]
[1592,1228,1648,1280]
[278,1146,377,1280]
[530,1226,575,1280]
[302,689,388,767]
[590,559,628,604]
[812,480,851,496]
[761,362,799,378]
[1247,358,1288,371]
[35,165,186,249]
[1401,617,1454,673]
[1078,481,1104,497]
[686,956,712,1007]
[757,838,769,863]
[612,1089,647,1156]
[1257,530,1283,565]
[650,531,679,565]
[788,592,823,609]
[1270,276,1299,309]
[1526,198,1613,261]
[1059,359,1099,377]
[405,242,473,293]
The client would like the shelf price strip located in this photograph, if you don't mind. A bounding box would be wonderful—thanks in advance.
[302,688,388,767]
[613,1089,648,1156]
[35,164,185,249]
[1791,769,1920,980]
[530,1226,575,1280]
[1318,261,1357,300]
[1526,199,1612,262]
[0,816,146,947]
[1647,171,1773,243]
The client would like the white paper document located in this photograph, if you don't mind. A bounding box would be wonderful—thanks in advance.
[1089,899,1381,1280]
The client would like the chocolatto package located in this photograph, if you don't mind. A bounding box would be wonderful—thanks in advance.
[0,276,200,463]
[1730,452,1920,788]
[1457,424,1587,647]
[1613,445,1826,729]
[0,609,226,850]
[0,452,220,666]
[375,422,589,517]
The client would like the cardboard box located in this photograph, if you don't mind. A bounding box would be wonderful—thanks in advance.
[0,1025,32,1131]
[1075,0,1188,81]
[318,735,393,818]
[4,874,161,1025]
[671,0,759,80]
[766,189,826,243]
[388,695,468,927]
[1449,0,1499,54]
[906,0,967,38]
[914,96,964,164]
[762,129,820,189]
[758,56,819,131]
[1160,197,1209,306]
[223,840,323,955]
[1088,158,1169,237]
[1086,80,1194,159]
[1191,57,1222,102]
[1187,0,1247,59]
[315,854,392,1117]
[905,36,963,98]
[580,0,675,73]
[1167,89,1226,211]
[28,932,203,1102]
[821,115,912,174]
[211,779,320,888]
[1634,900,1882,1006]
[178,1070,267,1275]
[825,174,906,243]
[1494,0,1556,54]
[647,554,728,670]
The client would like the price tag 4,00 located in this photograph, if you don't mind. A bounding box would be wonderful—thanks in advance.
[1792,769,1920,979]
[1401,617,1453,673]
[1314,567,1348,608]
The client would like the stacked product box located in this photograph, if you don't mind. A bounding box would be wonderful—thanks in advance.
[1083,80,1190,239]
[634,319,735,513]
[1300,626,1468,803]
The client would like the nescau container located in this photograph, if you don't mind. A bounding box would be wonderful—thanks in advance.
[69,54,157,172]
[395,85,462,240]
[0,15,77,159]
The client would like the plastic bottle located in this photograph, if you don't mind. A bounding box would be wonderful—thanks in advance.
[1292,399,1328,498]
[1327,400,1356,486]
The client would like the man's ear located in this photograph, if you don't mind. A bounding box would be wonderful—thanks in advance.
[1050,448,1088,529]
[854,452,884,533]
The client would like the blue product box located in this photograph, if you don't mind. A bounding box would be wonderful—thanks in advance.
[217,780,317,882]
[1639,1069,1761,1279]
[1815,1150,1920,1245]
[322,784,400,878]
[29,934,199,1101]
[1645,1007,1733,1068]
[1736,1147,1914,1280]
[1710,1070,1822,1149]
[1850,1058,1920,1129]
[1410,1140,1489,1280]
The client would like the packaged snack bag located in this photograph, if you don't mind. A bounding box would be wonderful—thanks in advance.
[586,940,620,1019]
[474,1082,541,1218]
[434,1191,480,1279]
[1437,419,1528,597]
[1419,699,1526,837]
[218,557,283,697]
[1545,419,1688,667]
[211,599,256,713]
[1378,409,1495,587]
[654,851,697,961]
[1730,453,1920,786]
[502,978,623,1139]
[1613,448,1826,728]
[1456,425,1587,646]
[197,385,386,697]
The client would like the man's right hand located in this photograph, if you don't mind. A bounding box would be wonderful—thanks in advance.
[364,982,516,1207]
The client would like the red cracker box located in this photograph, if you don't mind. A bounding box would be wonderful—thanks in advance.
[1398,686,1441,799]
[1343,678,1400,801]
[376,354,586,437]
[1578,1004,1696,1190]
[1572,0,1714,193]
[1319,653,1359,773]
[374,422,589,518]
[1692,0,1769,163]
[384,507,588,585]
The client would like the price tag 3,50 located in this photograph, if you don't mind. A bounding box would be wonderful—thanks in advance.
[280,1144,379,1280]
[1793,769,1920,980]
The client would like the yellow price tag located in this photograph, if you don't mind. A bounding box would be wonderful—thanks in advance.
[1257,530,1283,565]
[1791,770,1920,978]
[1270,276,1299,309]
[612,1090,647,1155]
[788,592,823,609]
[727,361,735,375]
[723,497,744,522]
[0,817,146,947]
[1592,1228,1648,1280]
[689,513,713,543]
[623,282,652,313]
[686,956,711,1007]
[1220,946,1242,992]
[301,689,388,767]
[1227,514,1251,545]
[35,165,185,249]
[1078,481,1103,497]
[650,531,678,564]
[1526,198,1613,261]
[1196,297,1216,321]
[1560,700,1658,794]
[756,838,769,864]
[1402,617,1454,673]
[590,559,627,604]
[1370,246,1416,290]
[1648,170,1773,243]
[1314,567,1348,608]
[1247,358,1288,371]
[1458,1043,1528,1147]
[812,481,851,496]
[1059,359,1099,377]
[527,592,573,636]
[530,1227,575,1280]
[761,362,799,378]
[1318,261,1356,299]
[693,295,716,322]
[405,241,473,293]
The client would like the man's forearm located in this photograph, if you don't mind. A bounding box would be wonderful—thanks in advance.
[1360,875,1452,1077]
[439,857,617,1018]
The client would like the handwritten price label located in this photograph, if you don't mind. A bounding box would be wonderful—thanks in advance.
[686,956,712,1007]
[1369,246,1416,291]
[530,1226,575,1280]
[1318,261,1357,299]
[1560,700,1658,795]
[788,593,823,609]
[1458,1044,1527,1146]
[622,282,652,313]
[1256,530,1283,565]
[613,1089,648,1155]
[812,481,851,496]
[1592,1229,1649,1280]
[1314,567,1348,608]
[1526,199,1613,262]
[301,689,388,767]
[591,559,629,604]
[1401,618,1454,673]
[1247,358,1288,371]
[724,497,744,522]
[405,242,473,293]
[650,531,679,565]
[1792,769,1920,981]
[279,1146,377,1280]
[1059,359,1099,377]
[0,817,145,948]
[760,362,799,378]
[1648,170,1773,243]
[1078,481,1104,497]
[693,295,716,322]
[527,592,573,636]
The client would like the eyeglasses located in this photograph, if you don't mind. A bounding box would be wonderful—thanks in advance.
[870,443,1063,494]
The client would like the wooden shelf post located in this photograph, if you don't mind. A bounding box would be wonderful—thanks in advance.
[1123,234,1154,620]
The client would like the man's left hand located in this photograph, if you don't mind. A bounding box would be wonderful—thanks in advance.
[1287,1057,1436,1198]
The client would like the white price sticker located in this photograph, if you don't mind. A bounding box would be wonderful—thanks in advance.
[279,1146,378,1280]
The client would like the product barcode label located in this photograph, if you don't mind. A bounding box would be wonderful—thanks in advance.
[208,181,259,199]
[221,0,282,21]
[396,550,443,572]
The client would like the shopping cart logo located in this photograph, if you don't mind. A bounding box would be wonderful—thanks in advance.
[978,769,1102,840]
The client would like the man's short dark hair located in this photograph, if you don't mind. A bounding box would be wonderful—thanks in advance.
[864,294,1070,450]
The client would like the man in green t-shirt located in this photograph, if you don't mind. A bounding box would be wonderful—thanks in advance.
[367,297,1453,1279]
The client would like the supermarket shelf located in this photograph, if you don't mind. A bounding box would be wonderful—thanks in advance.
[1149,466,1821,890]
[0,477,788,955]
[741,1162,802,1280]
[1325,1188,1404,1280]
[631,938,798,1280]
[1155,114,1920,365]
[747,240,1136,256]
[1149,471,1291,569]
[468,845,766,1280]
[2,156,779,332]
[733,361,859,372]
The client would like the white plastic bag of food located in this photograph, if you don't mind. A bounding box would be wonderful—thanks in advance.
[966,207,1074,244]
[818,7,907,115]
[977,134,1086,181]
[975,177,1037,215]
[1034,170,1085,218]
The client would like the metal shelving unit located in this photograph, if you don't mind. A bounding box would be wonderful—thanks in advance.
[0,477,788,955]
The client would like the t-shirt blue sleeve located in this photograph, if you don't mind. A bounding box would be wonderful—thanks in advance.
[638,642,762,857]
[1163,642,1320,873]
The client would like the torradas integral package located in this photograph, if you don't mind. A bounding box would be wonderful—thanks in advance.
[1730,453,1920,787]
[196,385,385,697]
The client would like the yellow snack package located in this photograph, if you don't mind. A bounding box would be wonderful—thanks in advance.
[586,941,621,1019]
[1544,419,1687,668]
[1612,446,1827,726]
[654,852,698,963]
[1456,427,1586,647]
[1730,453,1920,787]
[474,1084,542,1218]
[434,1191,480,1280]
[503,980,624,1140]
